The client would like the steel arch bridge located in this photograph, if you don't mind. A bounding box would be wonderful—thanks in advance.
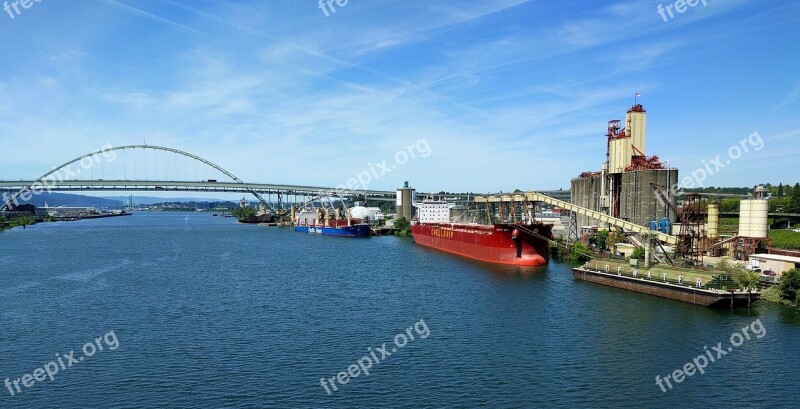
[0,144,570,212]
[0,145,399,211]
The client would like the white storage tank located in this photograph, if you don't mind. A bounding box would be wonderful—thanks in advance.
[348,205,372,221]
[707,202,719,240]
[738,199,768,238]
[738,200,750,236]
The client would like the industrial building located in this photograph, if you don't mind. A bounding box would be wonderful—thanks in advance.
[393,101,773,268]
[747,254,800,276]
[396,181,415,221]
[38,205,98,218]
[708,193,771,260]
[571,103,678,228]
[568,103,775,264]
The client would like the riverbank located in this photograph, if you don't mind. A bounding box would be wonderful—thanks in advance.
[0,214,36,230]
[759,276,800,309]
[1,211,132,231]
[53,212,132,221]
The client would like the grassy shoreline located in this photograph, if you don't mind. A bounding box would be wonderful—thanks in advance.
[759,286,799,308]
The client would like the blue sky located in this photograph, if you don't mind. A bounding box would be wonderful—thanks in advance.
[0,0,797,196]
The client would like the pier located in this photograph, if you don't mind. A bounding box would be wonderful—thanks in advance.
[573,261,759,308]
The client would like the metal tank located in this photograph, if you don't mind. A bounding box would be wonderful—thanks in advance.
[707,202,719,240]
[738,199,768,238]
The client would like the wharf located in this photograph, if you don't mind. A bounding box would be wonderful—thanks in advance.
[43,212,133,222]
[78,212,132,220]
[572,263,759,308]
[370,226,396,236]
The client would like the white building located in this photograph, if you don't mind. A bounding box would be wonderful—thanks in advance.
[748,254,800,276]
[366,207,385,221]
[414,199,452,223]
[40,205,98,218]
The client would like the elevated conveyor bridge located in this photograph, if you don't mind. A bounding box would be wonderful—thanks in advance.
[474,192,678,246]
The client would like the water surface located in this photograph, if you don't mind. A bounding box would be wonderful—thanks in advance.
[1,212,798,408]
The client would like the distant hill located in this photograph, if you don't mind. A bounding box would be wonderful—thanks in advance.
[5,192,237,208]
[10,192,124,208]
[103,196,232,205]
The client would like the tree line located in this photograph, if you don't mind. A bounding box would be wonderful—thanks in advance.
[685,182,800,213]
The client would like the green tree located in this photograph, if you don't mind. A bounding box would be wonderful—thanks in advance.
[596,230,608,252]
[732,268,761,306]
[366,200,396,215]
[629,246,645,261]
[231,206,256,220]
[568,241,593,262]
[8,215,35,227]
[716,258,745,278]
[779,269,800,304]
[777,183,784,197]
[769,197,789,212]
[733,270,760,291]
[606,230,624,252]
[789,183,800,213]
[393,217,411,236]
[719,198,740,212]
[553,236,565,258]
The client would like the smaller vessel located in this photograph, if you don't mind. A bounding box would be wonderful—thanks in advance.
[294,200,371,238]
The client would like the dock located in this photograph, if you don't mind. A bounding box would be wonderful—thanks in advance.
[572,264,759,308]
[370,226,396,236]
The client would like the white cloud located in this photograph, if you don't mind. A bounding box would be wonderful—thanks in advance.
[0,0,793,193]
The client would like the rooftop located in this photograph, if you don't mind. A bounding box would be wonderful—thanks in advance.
[750,254,800,263]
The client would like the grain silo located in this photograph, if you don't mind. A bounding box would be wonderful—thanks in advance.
[738,199,768,238]
[570,101,677,227]
[707,202,719,240]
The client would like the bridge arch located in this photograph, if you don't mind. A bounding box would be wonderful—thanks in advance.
[2,144,270,211]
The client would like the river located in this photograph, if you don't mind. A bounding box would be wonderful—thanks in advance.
[1,212,798,408]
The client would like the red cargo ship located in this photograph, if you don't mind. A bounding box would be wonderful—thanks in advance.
[410,199,553,266]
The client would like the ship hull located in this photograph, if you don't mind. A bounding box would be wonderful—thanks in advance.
[294,224,371,237]
[411,222,552,266]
